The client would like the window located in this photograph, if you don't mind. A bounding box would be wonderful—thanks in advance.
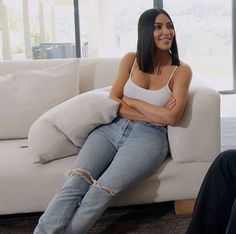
[0,0,76,60]
[164,0,233,92]
[79,0,153,58]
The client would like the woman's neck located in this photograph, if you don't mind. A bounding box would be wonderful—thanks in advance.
[154,51,172,74]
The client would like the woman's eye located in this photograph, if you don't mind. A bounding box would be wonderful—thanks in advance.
[154,24,161,30]
[154,23,173,30]
[167,24,174,29]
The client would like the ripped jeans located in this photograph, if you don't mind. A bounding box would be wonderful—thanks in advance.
[33,117,168,234]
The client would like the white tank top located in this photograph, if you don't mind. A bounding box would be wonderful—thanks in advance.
[123,61,178,106]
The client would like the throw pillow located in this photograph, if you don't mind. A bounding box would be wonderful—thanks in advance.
[0,60,79,139]
[28,87,119,163]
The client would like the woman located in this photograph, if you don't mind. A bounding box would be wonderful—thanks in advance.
[34,8,192,234]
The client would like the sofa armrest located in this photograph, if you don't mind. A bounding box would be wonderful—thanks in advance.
[168,87,221,163]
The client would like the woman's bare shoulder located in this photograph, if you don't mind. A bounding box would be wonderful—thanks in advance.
[118,52,136,71]
[123,52,136,60]
[173,62,192,86]
[178,62,192,76]
[121,52,136,63]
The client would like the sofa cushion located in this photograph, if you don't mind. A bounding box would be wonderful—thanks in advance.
[28,87,119,163]
[0,60,79,139]
[168,87,221,163]
[0,139,211,215]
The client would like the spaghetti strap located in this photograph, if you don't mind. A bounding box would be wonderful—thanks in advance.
[167,66,178,85]
[129,57,136,77]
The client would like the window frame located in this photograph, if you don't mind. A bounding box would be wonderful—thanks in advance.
[74,0,81,58]
[220,0,236,94]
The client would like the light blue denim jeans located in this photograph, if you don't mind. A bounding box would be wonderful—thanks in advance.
[34,117,168,234]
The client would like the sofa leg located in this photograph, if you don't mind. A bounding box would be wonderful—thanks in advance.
[174,199,195,216]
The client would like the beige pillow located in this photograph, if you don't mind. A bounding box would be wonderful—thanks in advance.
[28,118,79,164]
[0,60,79,139]
[28,87,119,163]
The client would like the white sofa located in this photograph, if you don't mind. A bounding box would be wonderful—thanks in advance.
[0,58,221,216]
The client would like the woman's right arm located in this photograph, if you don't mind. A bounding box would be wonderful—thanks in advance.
[109,53,148,122]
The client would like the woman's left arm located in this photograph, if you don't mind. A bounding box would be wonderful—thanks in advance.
[123,64,192,126]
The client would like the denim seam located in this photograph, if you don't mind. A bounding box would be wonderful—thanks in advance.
[155,128,169,165]
[122,121,138,147]
[117,119,131,148]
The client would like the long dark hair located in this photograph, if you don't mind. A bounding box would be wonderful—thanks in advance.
[136,8,180,73]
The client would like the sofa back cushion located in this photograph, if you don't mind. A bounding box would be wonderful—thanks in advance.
[0,59,79,139]
[168,87,221,162]
[79,58,120,93]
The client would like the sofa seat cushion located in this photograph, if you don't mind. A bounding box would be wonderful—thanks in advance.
[0,139,211,215]
[0,139,75,214]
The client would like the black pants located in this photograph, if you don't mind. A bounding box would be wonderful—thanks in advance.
[186,149,236,234]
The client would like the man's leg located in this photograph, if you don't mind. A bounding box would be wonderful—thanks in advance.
[187,149,236,234]
[226,198,236,234]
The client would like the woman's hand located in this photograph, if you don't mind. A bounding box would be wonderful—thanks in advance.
[116,96,148,121]
[122,96,132,105]
[165,96,176,110]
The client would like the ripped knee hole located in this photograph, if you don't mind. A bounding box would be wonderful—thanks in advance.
[67,168,93,184]
[66,168,116,197]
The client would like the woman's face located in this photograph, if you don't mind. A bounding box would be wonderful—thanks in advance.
[153,13,175,51]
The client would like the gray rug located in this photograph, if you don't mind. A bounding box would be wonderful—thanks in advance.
[89,203,191,234]
[0,117,235,234]
[0,203,191,234]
